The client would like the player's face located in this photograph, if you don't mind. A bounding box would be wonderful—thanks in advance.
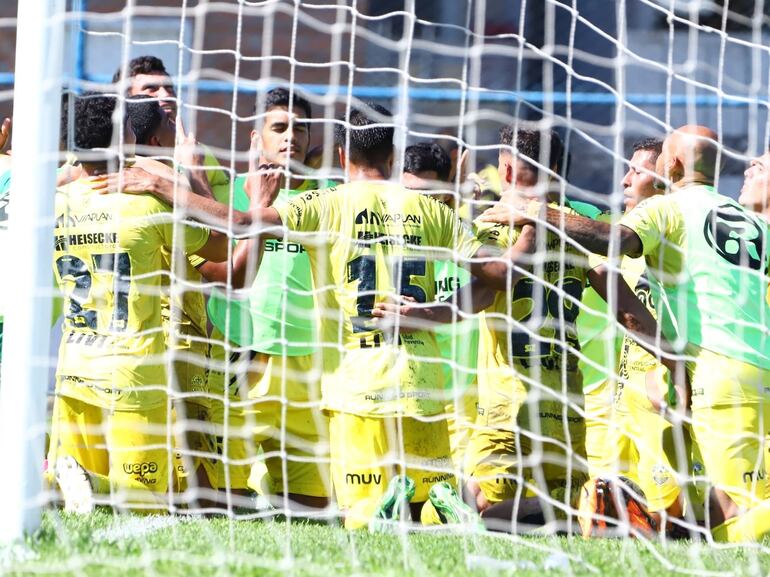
[499,153,540,199]
[739,152,770,213]
[128,73,177,116]
[259,106,310,167]
[622,149,659,211]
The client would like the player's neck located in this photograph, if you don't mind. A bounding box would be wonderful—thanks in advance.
[671,174,714,190]
[79,162,110,177]
[345,164,389,183]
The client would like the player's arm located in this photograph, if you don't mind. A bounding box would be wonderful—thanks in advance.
[371,226,534,332]
[371,278,496,332]
[195,165,284,287]
[587,263,690,413]
[479,199,643,258]
[468,223,536,291]
[99,166,256,232]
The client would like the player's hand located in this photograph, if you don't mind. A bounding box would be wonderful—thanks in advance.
[0,117,11,153]
[514,223,538,254]
[245,132,282,208]
[371,296,437,333]
[478,198,540,227]
[175,117,205,171]
[92,166,164,197]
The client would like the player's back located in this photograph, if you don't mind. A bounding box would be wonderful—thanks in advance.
[623,185,770,371]
[278,181,480,416]
[475,204,589,394]
[53,178,205,409]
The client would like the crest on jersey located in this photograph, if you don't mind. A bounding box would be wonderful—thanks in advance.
[703,203,766,271]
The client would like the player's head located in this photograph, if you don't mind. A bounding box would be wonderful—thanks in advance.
[255,87,312,167]
[622,137,663,211]
[739,150,770,215]
[72,91,135,163]
[113,55,177,116]
[403,142,451,187]
[334,103,394,179]
[656,125,719,188]
[126,94,175,149]
[498,126,564,199]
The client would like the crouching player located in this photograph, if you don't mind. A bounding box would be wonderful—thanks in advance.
[49,92,227,512]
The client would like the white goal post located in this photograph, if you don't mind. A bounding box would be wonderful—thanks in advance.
[0,0,66,544]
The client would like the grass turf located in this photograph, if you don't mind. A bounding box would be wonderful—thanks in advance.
[2,510,769,577]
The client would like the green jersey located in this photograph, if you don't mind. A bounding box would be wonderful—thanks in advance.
[620,185,770,370]
[564,200,622,393]
[206,175,253,346]
[207,176,334,355]
[433,260,478,395]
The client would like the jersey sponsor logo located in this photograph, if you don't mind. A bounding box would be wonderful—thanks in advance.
[355,230,422,246]
[345,472,382,485]
[435,276,462,295]
[742,469,766,484]
[703,203,766,271]
[354,209,422,226]
[421,473,453,484]
[122,461,159,478]
[538,411,583,423]
[264,239,307,253]
[54,231,118,250]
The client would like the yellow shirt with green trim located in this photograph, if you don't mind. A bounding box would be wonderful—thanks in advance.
[275,181,482,417]
[53,178,210,410]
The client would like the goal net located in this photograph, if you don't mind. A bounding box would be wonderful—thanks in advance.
[3,0,770,574]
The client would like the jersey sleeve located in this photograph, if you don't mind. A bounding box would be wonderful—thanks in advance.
[149,198,211,255]
[275,189,328,233]
[619,195,680,257]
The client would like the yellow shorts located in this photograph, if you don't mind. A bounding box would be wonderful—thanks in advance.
[48,394,170,509]
[611,381,681,513]
[445,385,479,476]
[208,346,329,497]
[688,350,770,509]
[169,333,213,482]
[329,411,454,529]
[467,390,587,507]
[583,379,614,478]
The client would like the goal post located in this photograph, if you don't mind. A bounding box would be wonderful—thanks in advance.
[0,0,66,544]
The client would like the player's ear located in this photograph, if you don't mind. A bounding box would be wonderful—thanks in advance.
[337,145,346,170]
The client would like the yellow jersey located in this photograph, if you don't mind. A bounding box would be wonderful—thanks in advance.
[276,181,481,417]
[475,208,589,397]
[53,178,210,410]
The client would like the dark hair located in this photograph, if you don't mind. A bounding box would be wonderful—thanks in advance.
[404,142,451,182]
[73,91,118,151]
[60,91,73,149]
[334,103,394,167]
[264,87,312,118]
[632,137,663,159]
[499,126,565,177]
[112,55,170,84]
[125,95,162,146]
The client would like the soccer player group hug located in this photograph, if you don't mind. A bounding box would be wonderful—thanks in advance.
[5,53,770,542]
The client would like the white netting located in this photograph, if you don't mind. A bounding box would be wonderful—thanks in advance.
[3,0,770,575]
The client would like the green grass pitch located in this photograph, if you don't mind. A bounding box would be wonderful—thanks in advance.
[2,510,769,576]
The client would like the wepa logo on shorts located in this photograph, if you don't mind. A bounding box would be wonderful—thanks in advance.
[123,461,159,478]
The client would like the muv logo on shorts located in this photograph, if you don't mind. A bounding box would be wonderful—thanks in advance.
[123,461,158,477]
[345,473,382,485]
